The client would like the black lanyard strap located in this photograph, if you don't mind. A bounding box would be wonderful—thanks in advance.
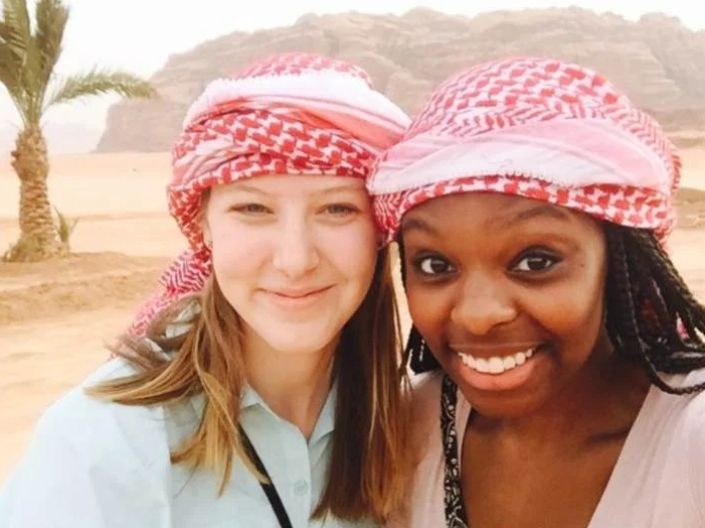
[238,425,294,528]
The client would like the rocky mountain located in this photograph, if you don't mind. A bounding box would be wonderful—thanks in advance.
[97,7,705,152]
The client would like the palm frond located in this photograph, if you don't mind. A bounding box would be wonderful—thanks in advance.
[0,0,32,59]
[5,0,30,31]
[46,69,158,108]
[0,40,29,124]
[0,76,28,123]
[0,0,31,62]
[23,0,69,124]
[34,0,68,92]
[0,40,21,91]
[1,0,35,125]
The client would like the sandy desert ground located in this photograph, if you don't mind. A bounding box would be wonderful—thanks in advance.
[1,149,705,484]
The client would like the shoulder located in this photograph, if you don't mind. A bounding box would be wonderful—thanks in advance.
[0,358,202,527]
[409,370,444,418]
[671,370,705,459]
[639,369,705,446]
[652,369,705,424]
[40,358,164,438]
[675,371,705,519]
[390,371,449,527]
[404,371,445,451]
[18,357,201,478]
[644,370,705,518]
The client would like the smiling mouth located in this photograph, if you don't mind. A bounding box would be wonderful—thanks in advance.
[454,346,540,375]
[268,286,332,299]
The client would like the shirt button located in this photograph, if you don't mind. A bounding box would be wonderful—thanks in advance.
[293,480,309,496]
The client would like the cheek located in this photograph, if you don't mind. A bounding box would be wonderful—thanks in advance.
[405,278,454,348]
[321,220,377,283]
[521,262,606,349]
[209,221,269,282]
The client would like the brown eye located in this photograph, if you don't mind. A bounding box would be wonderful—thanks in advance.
[513,253,558,272]
[417,256,455,275]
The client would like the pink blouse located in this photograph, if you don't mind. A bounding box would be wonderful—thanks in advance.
[389,369,705,527]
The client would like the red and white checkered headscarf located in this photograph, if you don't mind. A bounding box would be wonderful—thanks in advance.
[368,56,681,244]
[128,52,410,336]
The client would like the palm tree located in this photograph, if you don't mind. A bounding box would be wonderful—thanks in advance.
[0,0,157,262]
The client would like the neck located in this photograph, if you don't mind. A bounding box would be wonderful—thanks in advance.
[242,331,337,440]
[471,338,650,450]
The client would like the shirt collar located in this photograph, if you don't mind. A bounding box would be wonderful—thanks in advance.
[240,380,338,442]
[240,385,265,411]
[190,379,338,442]
[309,379,337,443]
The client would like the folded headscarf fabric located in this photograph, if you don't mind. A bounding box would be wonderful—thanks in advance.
[368,56,681,244]
[128,52,410,336]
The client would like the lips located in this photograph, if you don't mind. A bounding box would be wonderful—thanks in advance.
[269,286,332,299]
[260,285,335,309]
[446,342,548,392]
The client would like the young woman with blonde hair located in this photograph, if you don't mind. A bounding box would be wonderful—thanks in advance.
[0,52,412,528]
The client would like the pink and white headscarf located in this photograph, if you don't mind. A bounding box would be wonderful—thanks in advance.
[128,52,410,336]
[368,56,681,243]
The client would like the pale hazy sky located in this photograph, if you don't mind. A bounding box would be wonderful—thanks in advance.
[1,0,702,132]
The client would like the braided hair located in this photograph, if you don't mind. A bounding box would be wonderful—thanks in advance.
[398,223,705,395]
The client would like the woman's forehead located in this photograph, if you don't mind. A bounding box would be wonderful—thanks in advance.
[402,193,573,227]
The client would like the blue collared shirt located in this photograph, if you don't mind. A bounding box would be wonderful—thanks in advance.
[0,358,377,528]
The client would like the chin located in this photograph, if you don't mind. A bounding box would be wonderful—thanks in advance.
[258,325,341,356]
[459,388,550,419]
[454,374,557,419]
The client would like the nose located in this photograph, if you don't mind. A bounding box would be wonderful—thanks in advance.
[272,217,320,278]
[450,271,517,336]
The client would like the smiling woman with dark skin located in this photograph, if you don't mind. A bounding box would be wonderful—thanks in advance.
[369,57,705,528]
[402,194,650,527]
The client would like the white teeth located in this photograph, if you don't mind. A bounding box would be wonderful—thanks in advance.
[475,358,490,373]
[488,357,504,374]
[503,355,517,369]
[457,347,537,375]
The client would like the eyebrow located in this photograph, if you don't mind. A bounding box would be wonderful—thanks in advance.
[400,217,439,236]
